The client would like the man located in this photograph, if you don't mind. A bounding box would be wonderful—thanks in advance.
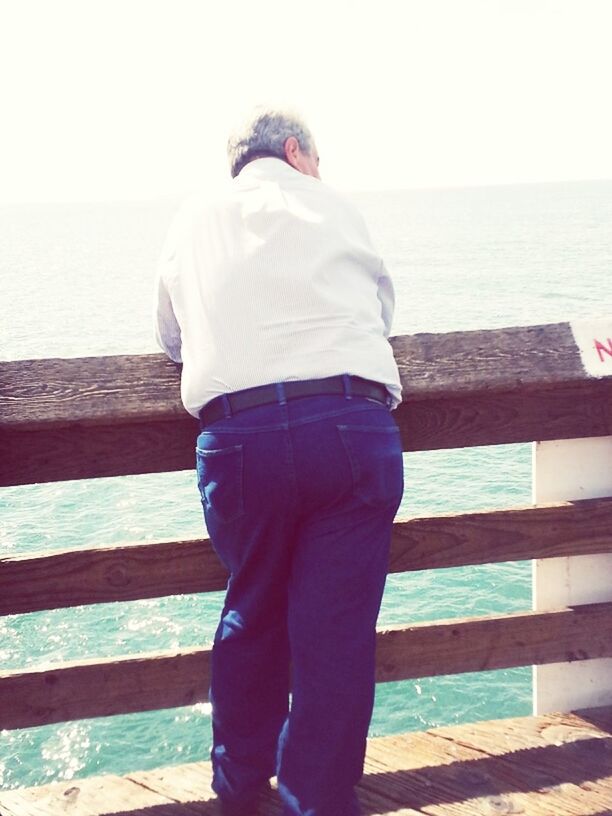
[154,107,404,816]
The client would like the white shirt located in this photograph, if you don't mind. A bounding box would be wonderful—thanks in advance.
[154,158,402,418]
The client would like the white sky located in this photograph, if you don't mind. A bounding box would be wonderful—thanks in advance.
[1,0,611,201]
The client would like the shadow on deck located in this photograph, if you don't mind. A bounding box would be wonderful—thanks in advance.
[1,707,611,816]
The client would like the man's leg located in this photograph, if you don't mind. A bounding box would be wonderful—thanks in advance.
[277,404,404,816]
[196,416,296,805]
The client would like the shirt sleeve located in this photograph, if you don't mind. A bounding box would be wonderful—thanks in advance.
[376,259,395,338]
[153,272,182,363]
[346,196,396,339]
[153,214,183,363]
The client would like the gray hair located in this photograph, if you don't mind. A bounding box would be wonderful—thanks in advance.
[227,107,314,178]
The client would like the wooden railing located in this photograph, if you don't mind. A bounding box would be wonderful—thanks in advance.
[1,321,612,732]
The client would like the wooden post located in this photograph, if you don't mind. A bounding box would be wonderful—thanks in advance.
[533,319,612,713]
[533,433,612,713]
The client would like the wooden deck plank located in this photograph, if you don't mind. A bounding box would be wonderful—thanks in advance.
[413,709,612,816]
[126,763,285,816]
[429,708,612,755]
[125,761,213,799]
[1,707,611,815]
[0,773,180,816]
[361,740,483,814]
[366,734,611,813]
[363,730,516,815]
[360,713,612,816]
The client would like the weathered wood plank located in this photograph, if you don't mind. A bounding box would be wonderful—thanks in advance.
[0,354,186,429]
[0,324,590,428]
[0,538,227,615]
[361,712,612,815]
[429,707,612,766]
[389,323,587,399]
[424,704,612,813]
[396,380,612,453]
[0,772,185,816]
[1,707,611,816]
[125,761,214,803]
[2,323,612,485]
[2,604,612,730]
[3,497,612,615]
[389,497,612,573]
[0,649,211,730]
[375,602,612,682]
[0,418,199,486]
[4,379,611,486]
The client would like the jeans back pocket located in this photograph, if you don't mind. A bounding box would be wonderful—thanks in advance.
[196,443,245,524]
[338,424,404,508]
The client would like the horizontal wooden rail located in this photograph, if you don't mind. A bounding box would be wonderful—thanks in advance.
[3,497,612,615]
[375,602,612,682]
[2,602,612,730]
[2,322,612,485]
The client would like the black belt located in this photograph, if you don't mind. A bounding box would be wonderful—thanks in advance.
[199,375,389,428]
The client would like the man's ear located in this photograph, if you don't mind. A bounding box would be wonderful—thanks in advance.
[284,136,300,170]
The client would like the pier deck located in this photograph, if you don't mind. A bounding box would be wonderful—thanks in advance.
[1,706,611,816]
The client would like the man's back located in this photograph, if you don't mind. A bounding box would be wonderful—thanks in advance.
[155,157,400,417]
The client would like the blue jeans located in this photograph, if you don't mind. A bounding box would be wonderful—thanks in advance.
[196,390,404,816]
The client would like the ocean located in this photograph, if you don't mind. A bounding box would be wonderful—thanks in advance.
[1,179,611,790]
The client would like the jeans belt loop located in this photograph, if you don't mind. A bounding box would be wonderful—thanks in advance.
[343,373,352,400]
[276,381,287,405]
[221,394,232,418]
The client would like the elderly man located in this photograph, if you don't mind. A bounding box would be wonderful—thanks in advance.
[154,107,404,816]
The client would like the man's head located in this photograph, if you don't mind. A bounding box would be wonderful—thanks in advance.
[227,107,320,179]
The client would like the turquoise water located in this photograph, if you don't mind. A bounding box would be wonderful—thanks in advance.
[1,180,611,790]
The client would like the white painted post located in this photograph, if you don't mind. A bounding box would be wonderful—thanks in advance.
[533,318,612,714]
[533,437,612,713]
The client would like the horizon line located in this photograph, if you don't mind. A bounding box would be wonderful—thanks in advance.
[1,176,611,207]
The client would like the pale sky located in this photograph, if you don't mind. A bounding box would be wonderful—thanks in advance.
[1,0,611,201]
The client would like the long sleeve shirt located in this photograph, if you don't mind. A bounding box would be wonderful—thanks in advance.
[154,157,402,418]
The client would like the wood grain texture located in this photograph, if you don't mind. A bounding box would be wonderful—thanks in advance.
[3,497,612,615]
[0,417,199,486]
[388,496,612,573]
[0,538,228,615]
[2,322,612,485]
[1,707,610,815]
[360,707,612,816]
[374,602,612,682]
[0,354,186,429]
[0,323,588,428]
[0,648,211,730]
[4,378,612,486]
[0,773,182,816]
[388,323,587,399]
[2,604,612,730]
[394,379,612,453]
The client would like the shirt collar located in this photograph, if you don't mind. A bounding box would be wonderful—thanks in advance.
[237,157,299,181]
